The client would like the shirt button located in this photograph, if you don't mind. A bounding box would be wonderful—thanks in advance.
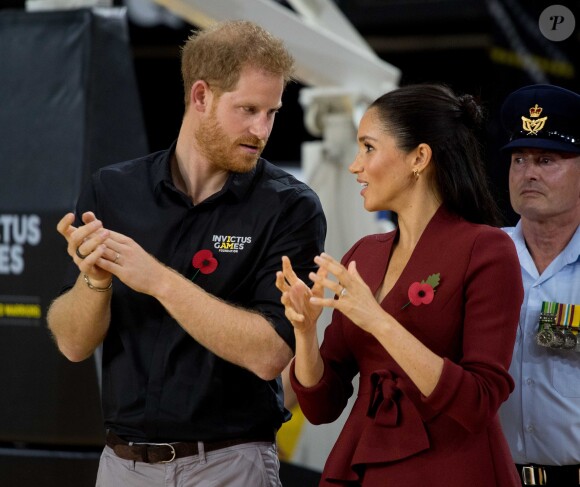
[526,378,534,386]
[526,424,535,433]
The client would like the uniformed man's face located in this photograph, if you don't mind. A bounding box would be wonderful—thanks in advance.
[509,148,580,224]
[195,66,284,173]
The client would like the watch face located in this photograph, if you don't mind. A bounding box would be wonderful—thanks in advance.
[536,328,554,347]
[550,329,566,349]
[563,331,577,350]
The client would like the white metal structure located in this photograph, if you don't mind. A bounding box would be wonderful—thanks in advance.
[152,0,399,100]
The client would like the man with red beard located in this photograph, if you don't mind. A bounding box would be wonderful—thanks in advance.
[498,84,580,486]
[47,20,326,487]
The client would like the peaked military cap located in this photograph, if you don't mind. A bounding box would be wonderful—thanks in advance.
[501,84,580,154]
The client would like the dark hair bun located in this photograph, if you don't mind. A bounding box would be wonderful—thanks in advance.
[458,94,484,127]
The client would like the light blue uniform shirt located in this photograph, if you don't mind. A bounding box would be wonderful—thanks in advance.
[499,222,580,465]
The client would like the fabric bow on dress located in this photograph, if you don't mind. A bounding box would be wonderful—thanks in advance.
[325,370,431,482]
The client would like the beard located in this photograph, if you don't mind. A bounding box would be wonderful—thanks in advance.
[195,108,266,174]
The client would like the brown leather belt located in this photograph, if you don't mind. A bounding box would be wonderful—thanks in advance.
[106,431,274,464]
[517,463,580,485]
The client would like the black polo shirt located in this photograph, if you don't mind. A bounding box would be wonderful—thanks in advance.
[65,144,326,442]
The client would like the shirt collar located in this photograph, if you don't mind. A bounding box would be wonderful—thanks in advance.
[513,220,580,265]
[151,140,177,192]
[509,220,580,279]
[151,140,261,203]
[220,162,259,201]
[563,223,580,265]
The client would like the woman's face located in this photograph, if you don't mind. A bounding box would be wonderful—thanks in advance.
[349,108,415,212]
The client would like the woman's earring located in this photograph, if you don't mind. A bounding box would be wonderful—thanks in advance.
[413,169,420,179]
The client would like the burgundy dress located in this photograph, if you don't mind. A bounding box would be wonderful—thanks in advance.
[291,207,523,487]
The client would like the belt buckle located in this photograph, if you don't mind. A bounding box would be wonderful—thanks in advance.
[156,443,176,463]
[522,466,547,486]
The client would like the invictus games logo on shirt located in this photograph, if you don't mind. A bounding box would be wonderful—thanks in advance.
[212,234,252,253]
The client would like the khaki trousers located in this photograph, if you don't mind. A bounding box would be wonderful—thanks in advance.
[96,441,282,487]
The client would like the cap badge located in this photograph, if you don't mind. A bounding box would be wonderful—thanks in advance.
[521,104,547,135]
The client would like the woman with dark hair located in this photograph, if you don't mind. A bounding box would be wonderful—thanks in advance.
[276,84,523,486]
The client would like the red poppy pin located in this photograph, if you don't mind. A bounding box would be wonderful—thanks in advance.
[191,249,218,281]
[402,273,440,309]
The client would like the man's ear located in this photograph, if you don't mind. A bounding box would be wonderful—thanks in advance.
[190,80,212,113]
